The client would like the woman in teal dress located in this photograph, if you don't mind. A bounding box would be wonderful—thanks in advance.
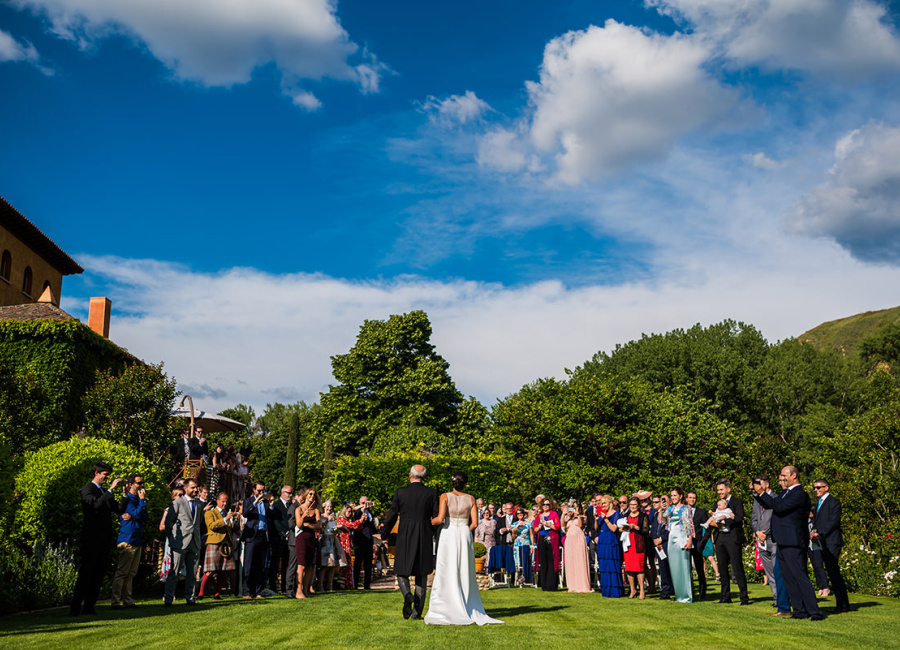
[661,487,695,603]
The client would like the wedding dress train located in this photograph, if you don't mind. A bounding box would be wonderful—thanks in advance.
[424,492,503,626]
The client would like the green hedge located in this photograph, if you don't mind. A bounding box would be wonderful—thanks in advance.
[325,452,522,513]
[13,438,168,543]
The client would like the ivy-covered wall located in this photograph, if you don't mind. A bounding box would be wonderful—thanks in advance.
[0,319,134,453]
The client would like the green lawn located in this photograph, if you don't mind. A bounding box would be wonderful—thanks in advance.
[2,584,900,649]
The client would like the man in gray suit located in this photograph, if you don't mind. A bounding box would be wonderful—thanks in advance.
[751,474,791,616]
[164,478,205,606]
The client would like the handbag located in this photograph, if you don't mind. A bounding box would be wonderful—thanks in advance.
[220,540,233,559]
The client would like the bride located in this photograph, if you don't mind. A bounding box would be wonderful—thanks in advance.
[424,471,504,626]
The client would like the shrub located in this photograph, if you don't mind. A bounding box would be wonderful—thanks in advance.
[473,542,487,558]
[13,438,168,544]
[0,537,78,614]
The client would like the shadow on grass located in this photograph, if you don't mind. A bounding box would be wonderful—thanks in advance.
[485,604,569,618]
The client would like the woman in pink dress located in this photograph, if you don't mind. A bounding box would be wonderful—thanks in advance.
[563,502,592,593]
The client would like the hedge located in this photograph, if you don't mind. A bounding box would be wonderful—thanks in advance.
[13,437,168,543]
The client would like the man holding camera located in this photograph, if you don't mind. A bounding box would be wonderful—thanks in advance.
[200,491,239,599]
[351,496,378,590]
[111,474,148,610]
[71,462,123,616]
[242,481,274,598]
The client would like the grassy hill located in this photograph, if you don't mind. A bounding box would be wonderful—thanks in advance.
[800,305,900,357]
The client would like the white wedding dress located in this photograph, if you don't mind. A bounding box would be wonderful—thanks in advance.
[424,492,504,626]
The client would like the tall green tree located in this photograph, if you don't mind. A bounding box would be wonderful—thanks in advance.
[315,310,485,456]
[81,363,180,464]
[489,373,744,500]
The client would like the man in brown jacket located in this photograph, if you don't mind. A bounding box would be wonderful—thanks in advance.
[199,491,239,599]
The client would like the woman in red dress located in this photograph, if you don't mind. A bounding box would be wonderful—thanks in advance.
[620,497,650,599]
[336,503,363,589]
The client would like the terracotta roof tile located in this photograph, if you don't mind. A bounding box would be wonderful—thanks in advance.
[0,302,76,322]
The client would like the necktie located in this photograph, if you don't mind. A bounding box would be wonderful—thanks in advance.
[190,499,196,519]
[817,498,823,512]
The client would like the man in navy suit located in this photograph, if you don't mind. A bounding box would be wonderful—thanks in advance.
[811,478,850,613]
[686,492,709,600]
[710,479,749,605]
[71,462,123,616]
[242,481,274,598]
[752,466,822,620]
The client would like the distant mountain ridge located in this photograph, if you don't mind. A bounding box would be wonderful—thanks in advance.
[800,305,900,357]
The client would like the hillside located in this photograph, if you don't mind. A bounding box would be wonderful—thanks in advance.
[799,305,900,357]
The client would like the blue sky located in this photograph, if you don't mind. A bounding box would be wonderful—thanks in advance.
[3,0,900,412]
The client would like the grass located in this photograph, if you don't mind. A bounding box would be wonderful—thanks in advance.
[799,305,900,357]
[1,584,900,649]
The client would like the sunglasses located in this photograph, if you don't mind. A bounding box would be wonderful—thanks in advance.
[814,485,826,490]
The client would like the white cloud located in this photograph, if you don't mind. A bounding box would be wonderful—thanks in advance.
[0,28,39,63]
[788,121,900,263]
[648,0,900,79]
[62,248,900,415]
[13,0,385,103]
[478,20,744,183]
[743,152,786,170]
[290,90,322,112]
[423,91,492,127]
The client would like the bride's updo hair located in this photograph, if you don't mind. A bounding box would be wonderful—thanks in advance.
[451,471,468,491]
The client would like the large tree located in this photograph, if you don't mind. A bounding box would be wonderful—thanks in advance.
[315,310,485,457]
[489,372,745,500]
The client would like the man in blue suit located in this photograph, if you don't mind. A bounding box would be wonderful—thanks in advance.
[242,481,274,598]
[752,466,822,621]
[811,479,850,614]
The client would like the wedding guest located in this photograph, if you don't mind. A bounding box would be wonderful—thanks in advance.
[811,478,850,614]
[318,500,340,592]
[711,479,749,605]
[242,481,273,599]
[635,490,657,593]
[271,485,294,594]
[661,487,694,603]
[595,495,624,598]
[686,491,710,599]
[650,494,673,600]
[475,509,497,553]
[563,502,592,593]
[511,507,532,581]
[294,487,322,599]
[621,497,650,599]
[476,498,486,518]
[111,474,147,610]
[199,492,238,599]
[495,502,516,546]
[750,474,791,616]
[336,503,363,589]
[158,488,184,586]
[163,479,205,606]
[618,495,629,517]
[351,496,378,589]
[532,497,561,591]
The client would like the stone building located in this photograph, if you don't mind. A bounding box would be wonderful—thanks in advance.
[0,194,83,307]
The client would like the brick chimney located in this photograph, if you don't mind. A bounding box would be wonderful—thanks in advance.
[88,297,111,338]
